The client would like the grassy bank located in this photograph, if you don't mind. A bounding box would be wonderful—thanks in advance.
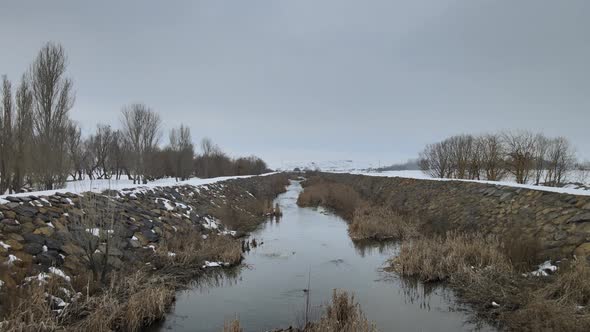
[0,174,290,331]
[296,174,590,331]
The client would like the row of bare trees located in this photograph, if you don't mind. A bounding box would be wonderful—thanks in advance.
[419,131,578,186]
[0,42,269,193]
[0,42,74,192]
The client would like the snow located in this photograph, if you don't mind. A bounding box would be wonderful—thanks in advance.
[491,301,500,308]
[0,173,277,204]
[350,170,590,196]
[49,267,71,282]
[86,228,100,236]
[167,252,176,257]
[6,254,21,265]
[202,261,230,268]
[524,260,558,277]
[0,241,10,249]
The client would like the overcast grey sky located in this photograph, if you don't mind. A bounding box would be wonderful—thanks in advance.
[1,0,588,167]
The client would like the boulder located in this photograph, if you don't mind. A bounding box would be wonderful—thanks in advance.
[4,239,23,251]
[34,227,55,237]
[24,243,44,255]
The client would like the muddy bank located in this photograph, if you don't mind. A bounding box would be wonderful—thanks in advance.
[0,173,289,331]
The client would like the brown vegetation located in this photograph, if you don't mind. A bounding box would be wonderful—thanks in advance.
[297,180,360,219]
[349,205,418,241]
[390,232,590,331]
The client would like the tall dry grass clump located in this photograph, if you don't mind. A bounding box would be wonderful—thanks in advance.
[349,205,418,241]
[222,318,243,332]
[297,182,360,219]
[305,290,376,332]
[391,232,512,282]
[0,283,61,332]
[68,270,175,332]
[156,229,242,268]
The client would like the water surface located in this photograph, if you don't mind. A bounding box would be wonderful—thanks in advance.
[155,181,492,331]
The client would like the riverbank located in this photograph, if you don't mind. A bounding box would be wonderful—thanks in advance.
[154,179,489,332]
[295,172,590,331]
[0,173,289,331]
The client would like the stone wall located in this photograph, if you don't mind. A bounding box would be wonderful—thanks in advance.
[0,174,286,290]
[316,173,590,259]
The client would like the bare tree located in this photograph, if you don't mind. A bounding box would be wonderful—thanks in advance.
[169,124,194,181]
[12,75,35,192]
[30,42,75,189]
[545,137,576,186]
[480,134,506,181]
[532,134,549,185]
[1,76,14,194]
[120,104,162,184]
[66,121,85,180]
[70,193,122,285]
[87,124,115,179]
[502,130,536,184]
[419,141,451,178]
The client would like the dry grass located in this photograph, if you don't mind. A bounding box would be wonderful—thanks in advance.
[156,229,242,268]
[297,182,360,219]
[68,270,176,332]
[222,318,243,332]
[390,230,590,331]
[349,205,418,241]
[391,232,512,282]
[305,290,376,332]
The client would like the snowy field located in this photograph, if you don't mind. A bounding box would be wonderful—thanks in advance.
[349,170,590,197]
[0,173,276,204]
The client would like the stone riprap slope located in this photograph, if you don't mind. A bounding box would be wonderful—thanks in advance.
[314,173,590,259]
[0,174,286,291]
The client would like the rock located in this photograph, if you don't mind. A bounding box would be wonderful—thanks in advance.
[1,218,19,226]
[141,229,160,242]
[24,243,44,255]
[4,239,23,251]
[23,233,46,244]
[574,242,590,258]
[7,233,24,242]
[61,243,85,256]
[34,227,55,237]
[569,213,590,223]
[5,196,22,203]
[133,232,150,246]
[45,238,63,251]
[35,250,64,266]
[583,203,590,210]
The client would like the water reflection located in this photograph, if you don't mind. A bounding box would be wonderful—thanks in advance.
[153,180,494,332]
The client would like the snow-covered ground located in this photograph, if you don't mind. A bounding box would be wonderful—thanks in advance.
[0,173,275,204]
[277,160,379,172]
[349,170,590,196]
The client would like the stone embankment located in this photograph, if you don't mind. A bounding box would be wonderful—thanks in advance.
[0,174,287,291]
[314,173,590,259]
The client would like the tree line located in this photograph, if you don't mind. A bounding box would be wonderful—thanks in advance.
[419,131,581,186]
[0,42,269,194]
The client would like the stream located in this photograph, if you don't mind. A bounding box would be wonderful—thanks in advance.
[153,180,493,331]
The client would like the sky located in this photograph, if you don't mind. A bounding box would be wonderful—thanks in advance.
[0,0,589,168]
